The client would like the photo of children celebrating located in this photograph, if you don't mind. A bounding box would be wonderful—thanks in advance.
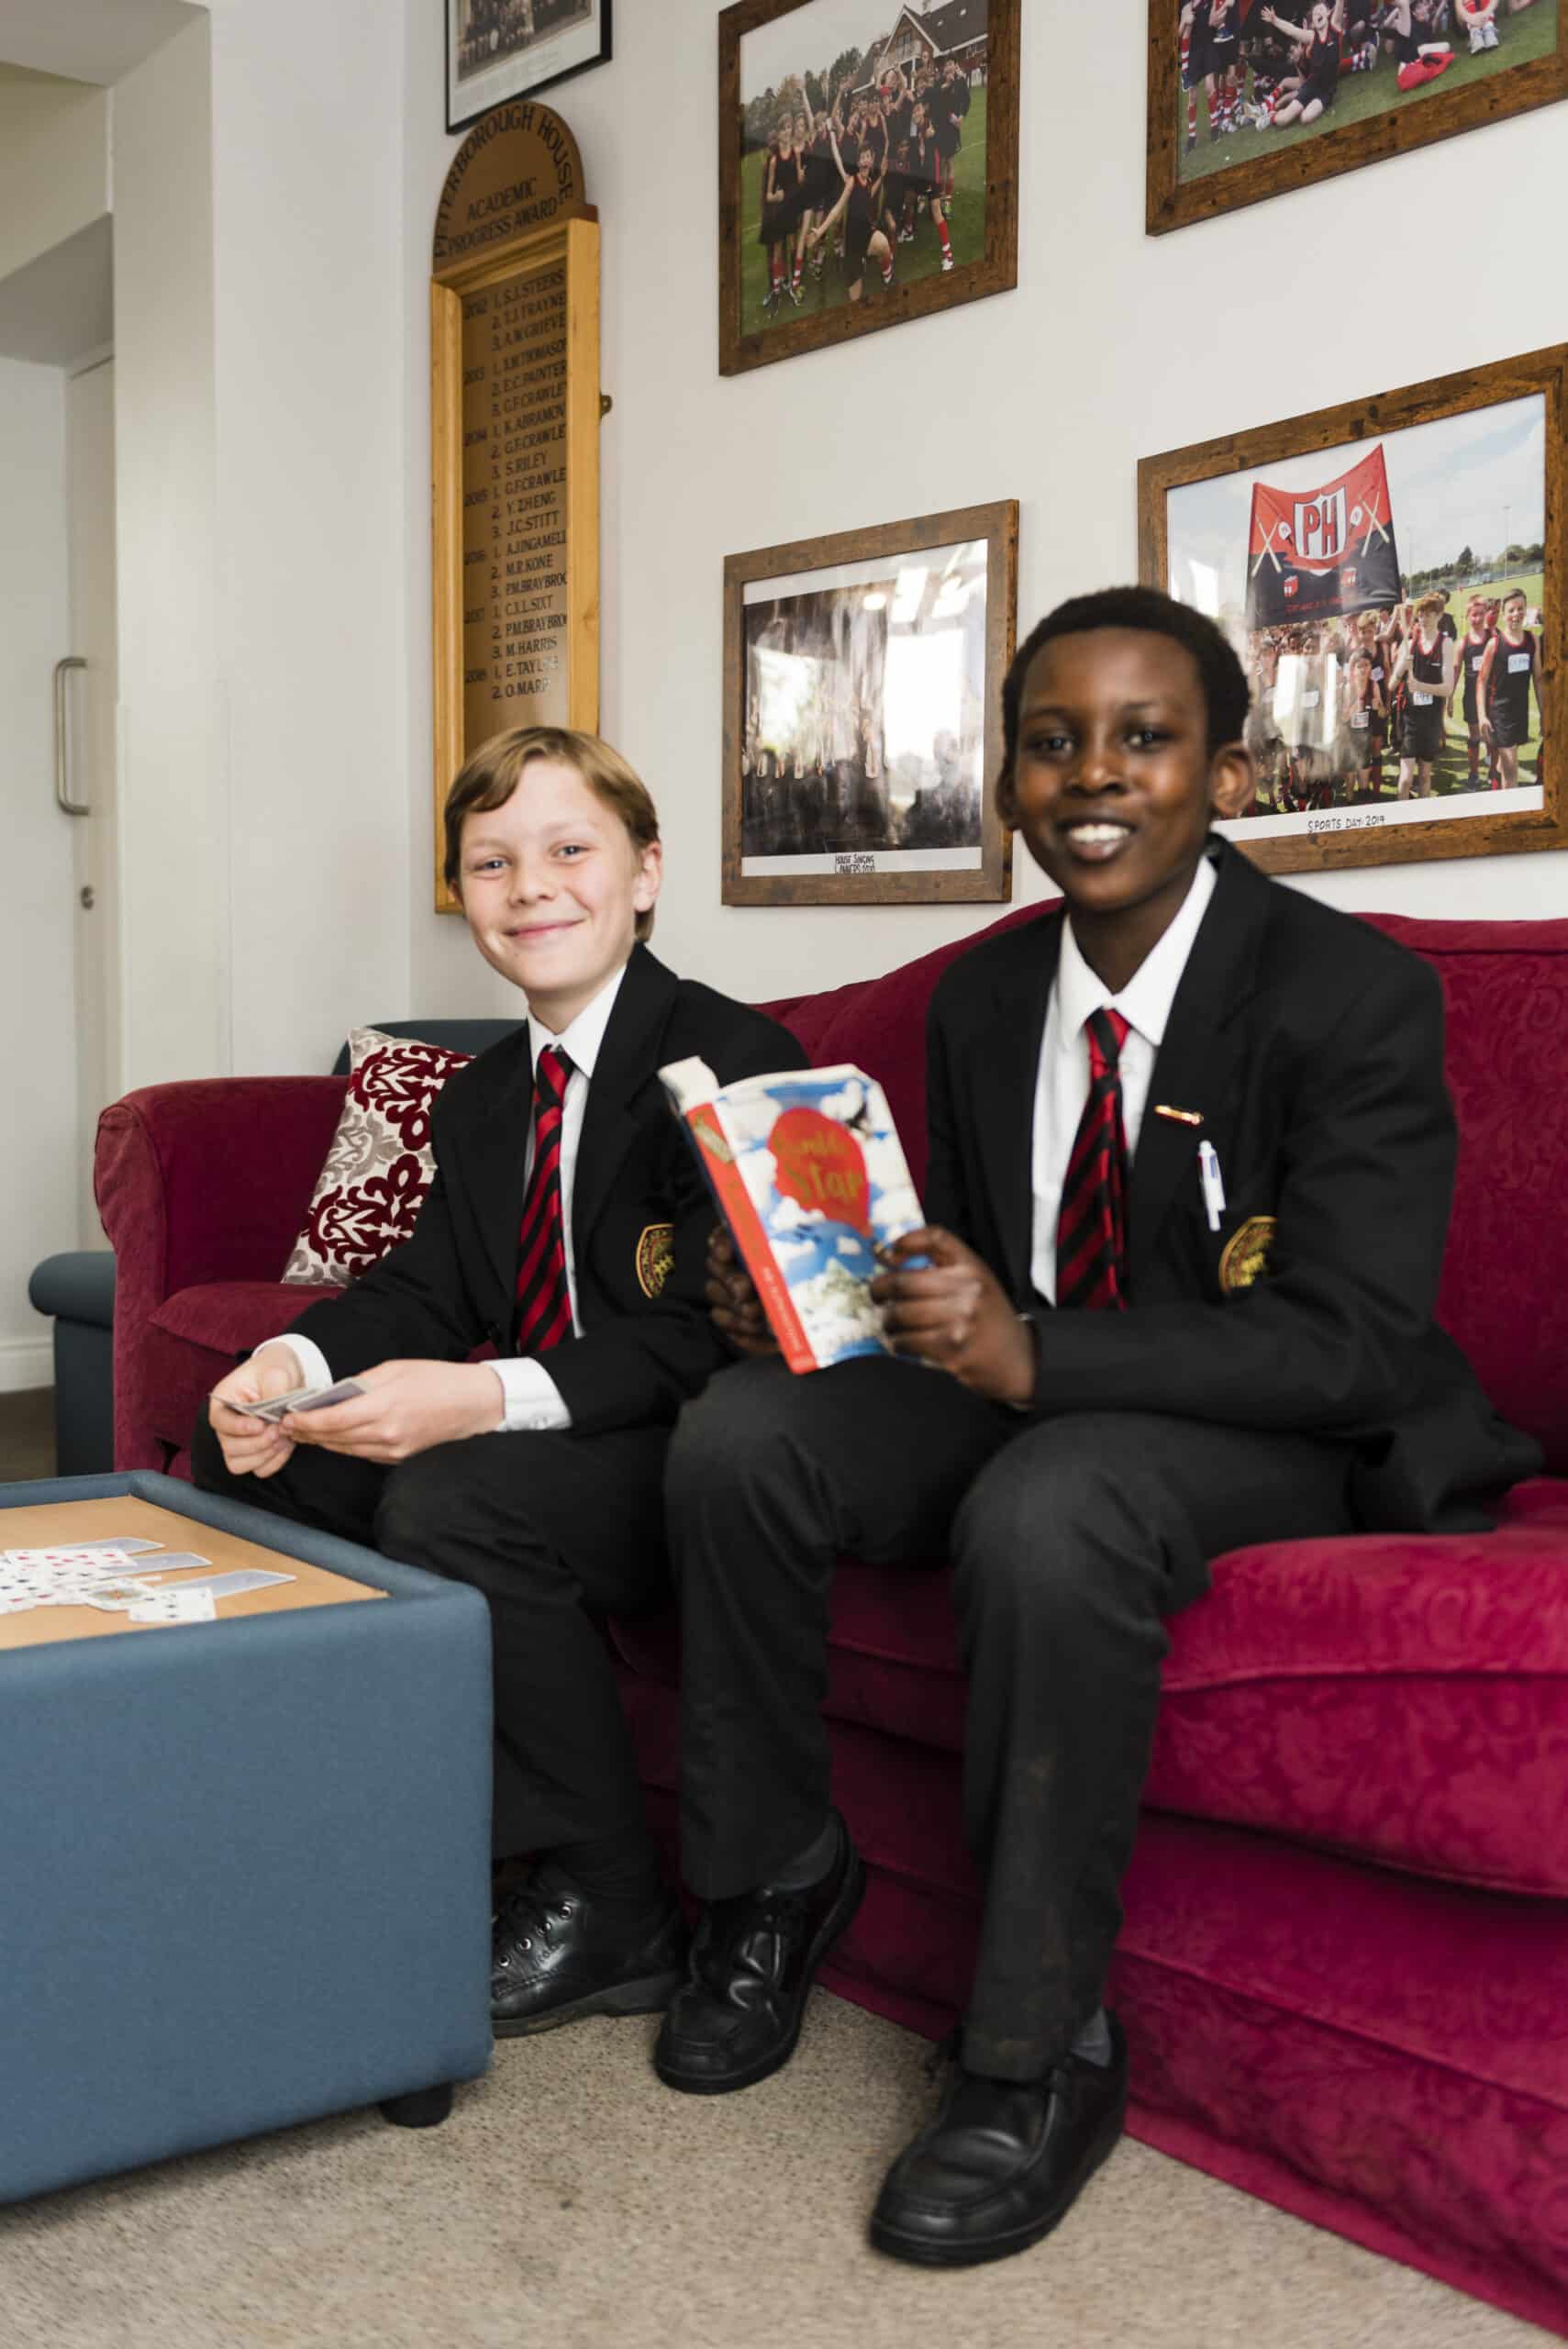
[725,0,1017,369]
[1153,379,1551,852]
[1151,0,1564,229]
[1173,0,1553,177]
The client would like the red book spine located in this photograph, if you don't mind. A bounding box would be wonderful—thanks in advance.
[684,1108,817,1375]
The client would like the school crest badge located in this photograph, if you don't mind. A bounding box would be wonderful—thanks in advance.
[635,1222,675,1299]
[1219,1215,1276,1295]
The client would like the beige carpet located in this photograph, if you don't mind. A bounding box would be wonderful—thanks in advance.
[1,1990,1551,2349]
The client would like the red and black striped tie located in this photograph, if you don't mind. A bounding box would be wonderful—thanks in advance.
[515,1044,574,1355]
[1055,1008,1131,1312]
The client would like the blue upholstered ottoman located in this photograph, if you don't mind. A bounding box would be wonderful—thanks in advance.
[0,1470,493,2203]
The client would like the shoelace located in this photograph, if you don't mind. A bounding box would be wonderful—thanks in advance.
[495,1879,576,1964]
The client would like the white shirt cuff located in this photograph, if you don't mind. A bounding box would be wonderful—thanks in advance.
[487,1355,573,1433]
[256,1332,331,1389]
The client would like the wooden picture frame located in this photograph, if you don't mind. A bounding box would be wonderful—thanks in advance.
[1147,0,1566,236]
[718,0,1019,378]
[447,0,612,133]
[723,499,1018,907]
[1139,342,1564,876]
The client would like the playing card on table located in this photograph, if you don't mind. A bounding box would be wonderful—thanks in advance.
[4,1546,138,1571]
[81,1578,161,1612]
[1,1548,140,1604]
[128,1587,217,1626]
[53,1535,163,1556]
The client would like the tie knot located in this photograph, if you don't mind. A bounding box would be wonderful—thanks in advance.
[1085,1007,1129,1078]
[535,1044,572,1108]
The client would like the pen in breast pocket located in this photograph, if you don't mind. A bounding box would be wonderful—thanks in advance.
[1197,1141,1226,1233]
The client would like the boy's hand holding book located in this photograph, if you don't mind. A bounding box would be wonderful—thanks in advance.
[872,1229,1038,1408]
[705,1227,778,1358]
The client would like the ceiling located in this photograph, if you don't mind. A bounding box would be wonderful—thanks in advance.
[0,0,204,86]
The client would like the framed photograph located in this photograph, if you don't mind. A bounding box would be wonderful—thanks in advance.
[447,0,611,132]
[1139,343,1565,874]
[718,0,1019,378]
[722,500,1018,906]
[1147,0,1566,235]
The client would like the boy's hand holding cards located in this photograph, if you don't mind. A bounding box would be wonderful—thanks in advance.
[229,1378,366,1424]
[208,1343,313,1479]
[266,1360,506,1463]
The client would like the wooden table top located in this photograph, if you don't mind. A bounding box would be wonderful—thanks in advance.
[0,1495,384,1653]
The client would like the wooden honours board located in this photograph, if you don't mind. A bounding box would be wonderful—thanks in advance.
[430,101,602,911]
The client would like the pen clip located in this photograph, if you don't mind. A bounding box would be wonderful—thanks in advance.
[1197,1140,1226,1233]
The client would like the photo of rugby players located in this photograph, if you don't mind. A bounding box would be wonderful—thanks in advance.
[736,0,989,336]
[1161,388,1548,844]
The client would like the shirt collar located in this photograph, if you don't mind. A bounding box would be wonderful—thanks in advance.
[527,959,628,1082]
[1056,853,1218,1052]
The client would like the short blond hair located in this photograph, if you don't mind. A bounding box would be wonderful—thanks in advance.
[443,727,661,939]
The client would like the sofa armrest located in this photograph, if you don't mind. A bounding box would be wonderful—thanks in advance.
[95,1077,347,1472]
[95,1077,347,1299]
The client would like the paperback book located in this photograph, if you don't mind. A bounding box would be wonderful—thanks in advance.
[659,1058,924,1374]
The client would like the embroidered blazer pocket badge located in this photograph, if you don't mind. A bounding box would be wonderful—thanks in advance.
[1219,1214,1277,1295]
[636,1221,676,1298]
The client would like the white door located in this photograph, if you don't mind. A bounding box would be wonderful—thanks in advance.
[64,354,118,1242]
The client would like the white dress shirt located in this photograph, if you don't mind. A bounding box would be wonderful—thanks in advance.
[267,963,630,1435]
[1029,856,1216,1305]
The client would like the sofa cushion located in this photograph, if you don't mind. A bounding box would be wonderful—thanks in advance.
[146,1283,342,1455]
[1362,914,1568,1476]
[284,1028,473,1287]
[611,1474,1568,1898]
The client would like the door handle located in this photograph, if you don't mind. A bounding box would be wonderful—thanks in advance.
[54,655,89,816]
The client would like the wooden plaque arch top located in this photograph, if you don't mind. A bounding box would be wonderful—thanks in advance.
[433,100,591,274]
[430,101,601,910]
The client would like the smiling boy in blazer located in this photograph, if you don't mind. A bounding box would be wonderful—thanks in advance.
[658,588,1539,2266]
[195,728,806,2039]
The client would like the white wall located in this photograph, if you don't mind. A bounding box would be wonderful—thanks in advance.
[207,0,411,1072]
[400,1,1566,1018]
[0,357,77,1386]
[91,0,1568,1084]
[0,69,109,289]
[106,3,414,1084]
[111,17,226,1093]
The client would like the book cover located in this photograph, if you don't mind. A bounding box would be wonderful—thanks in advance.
[659,1059,925,1374]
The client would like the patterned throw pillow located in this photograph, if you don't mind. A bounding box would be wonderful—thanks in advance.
[282,1027,473,1286]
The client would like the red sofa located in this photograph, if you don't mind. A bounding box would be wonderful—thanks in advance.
[95,905,1568,2335]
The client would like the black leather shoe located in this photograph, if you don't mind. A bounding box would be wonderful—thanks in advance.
[870,2016,1129,2266]
[490,1863,686,2037]
[653,1813,865,2095]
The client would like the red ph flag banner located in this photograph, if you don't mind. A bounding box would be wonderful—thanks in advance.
[1245,447,1401,628]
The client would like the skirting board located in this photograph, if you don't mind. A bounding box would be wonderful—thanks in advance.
[0,1340,53,1396]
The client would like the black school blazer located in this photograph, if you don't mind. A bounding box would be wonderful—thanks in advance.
[286,945,806,1436]
[924,837,1539,1532]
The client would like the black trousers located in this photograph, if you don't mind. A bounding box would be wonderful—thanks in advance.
[190,1408,670,1860]
[665,1355,1357,2081]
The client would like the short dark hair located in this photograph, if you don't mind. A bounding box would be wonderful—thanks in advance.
[997,585,1251,824]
